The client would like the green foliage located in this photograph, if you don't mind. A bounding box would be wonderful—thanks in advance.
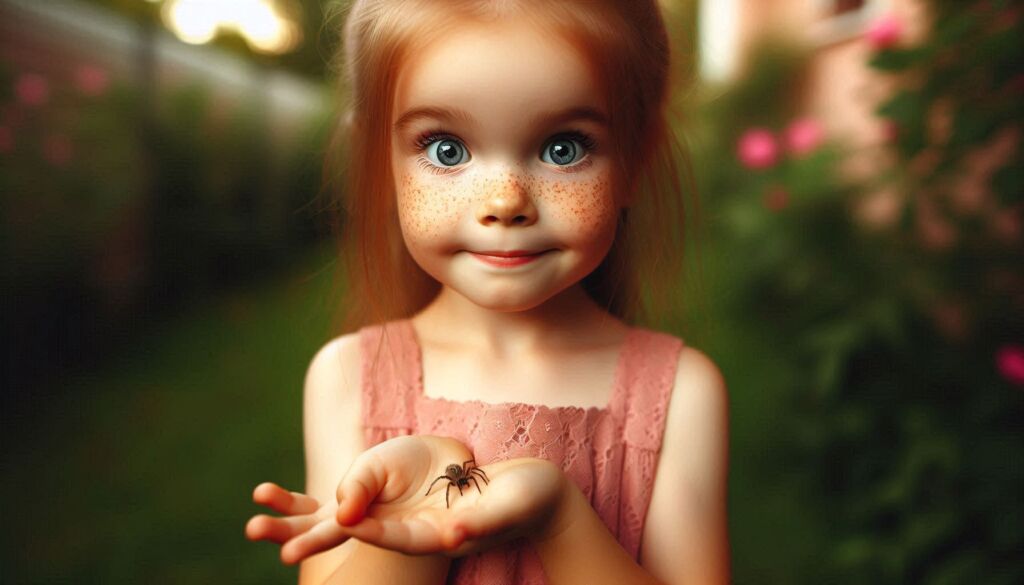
[0,63,332,388]
[695,4,1024,583]
[1,73,142,291]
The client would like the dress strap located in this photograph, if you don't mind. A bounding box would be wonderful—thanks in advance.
[358,320,420,430]
[617,328,684,451]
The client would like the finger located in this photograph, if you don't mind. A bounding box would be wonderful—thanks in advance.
[245,513,318,544]
[335,454,388,526]
[253,482,320,515]
[280,517,351,565]
[448,498,520,542]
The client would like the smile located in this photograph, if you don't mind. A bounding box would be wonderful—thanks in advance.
[468,250,550,268]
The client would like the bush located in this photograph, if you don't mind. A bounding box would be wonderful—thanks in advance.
[695,4,1024,580]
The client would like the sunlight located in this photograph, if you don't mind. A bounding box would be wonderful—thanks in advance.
[160,0,302,54]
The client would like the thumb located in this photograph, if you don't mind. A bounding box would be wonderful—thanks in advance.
[335,454,387,526]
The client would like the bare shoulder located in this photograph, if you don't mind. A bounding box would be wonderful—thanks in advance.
[298,332,366,584]
[672,345,728,416]
[639,344,731,584]
[306,332,362,398]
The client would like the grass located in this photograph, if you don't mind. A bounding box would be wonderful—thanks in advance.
[2,244,339,583]
[1,240,826,583]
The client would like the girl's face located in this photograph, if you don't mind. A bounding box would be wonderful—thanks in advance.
[391,17,623,312]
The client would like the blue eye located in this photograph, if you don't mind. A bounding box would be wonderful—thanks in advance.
[541,134,593,166]
[426,138,469,167]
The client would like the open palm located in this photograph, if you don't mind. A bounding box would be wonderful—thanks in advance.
[246,435,565,563]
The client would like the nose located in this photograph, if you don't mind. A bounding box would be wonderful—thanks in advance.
[475,174,538,227]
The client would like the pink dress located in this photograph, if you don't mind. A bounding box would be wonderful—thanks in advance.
[359,319,684,585]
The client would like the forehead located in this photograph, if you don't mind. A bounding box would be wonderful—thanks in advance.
[393,18,605,126]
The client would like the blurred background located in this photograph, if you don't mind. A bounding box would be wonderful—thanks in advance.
[1,0,1020,583]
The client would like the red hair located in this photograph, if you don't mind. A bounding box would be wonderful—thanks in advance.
[323,0,695,333]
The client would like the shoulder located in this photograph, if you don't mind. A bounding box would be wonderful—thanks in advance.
[637,330,728,428]
[670,345,728,422]
[639,344,732,584]
[305,331,363,402]
[302,332,364,439]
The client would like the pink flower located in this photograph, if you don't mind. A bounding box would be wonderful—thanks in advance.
[15,73,49,106]
[74,64,111,97]
[763,186,789,211]
[0,126,13,154]
[996,345,1024,386]
[43,133,74,167]
[865,14,904,50]
[784,118,824,156]
[737,128,779,169]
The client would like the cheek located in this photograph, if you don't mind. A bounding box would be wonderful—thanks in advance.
[397,172,465,242]
[538,175,619,243]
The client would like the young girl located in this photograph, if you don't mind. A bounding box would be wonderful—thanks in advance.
[246,1,730,583]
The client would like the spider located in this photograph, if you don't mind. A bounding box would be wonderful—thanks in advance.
[425,459,490,509]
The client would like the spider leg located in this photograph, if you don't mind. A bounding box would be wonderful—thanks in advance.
[469,467,490,484]
[425,475,449,496]
[456,480,464,495]
[468,475,483,494]
[462,459,476,469]
[445,483,452,509]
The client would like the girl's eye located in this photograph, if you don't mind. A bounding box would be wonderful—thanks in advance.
[414,130,594,173]
[541,132,594,166]
[425,138,469,167]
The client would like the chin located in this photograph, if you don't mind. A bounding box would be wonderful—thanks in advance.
[459,285,559,313]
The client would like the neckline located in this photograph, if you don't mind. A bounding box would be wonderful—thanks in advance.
[400,318,635,416]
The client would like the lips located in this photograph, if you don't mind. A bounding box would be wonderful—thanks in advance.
[468,249,550,267]
[474,250,544,257]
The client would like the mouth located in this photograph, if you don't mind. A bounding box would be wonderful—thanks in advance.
[467,249,551,267]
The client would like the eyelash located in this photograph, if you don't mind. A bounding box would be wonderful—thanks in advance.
[412,128,598,175]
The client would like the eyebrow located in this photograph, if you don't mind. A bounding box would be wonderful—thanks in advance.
[393,105,608,132]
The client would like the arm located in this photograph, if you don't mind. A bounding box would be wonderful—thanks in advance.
[639,347,730,584]
[532,479,665,585]
[532,347,731,585]
[319,542,449,584]
[298,335,452,585]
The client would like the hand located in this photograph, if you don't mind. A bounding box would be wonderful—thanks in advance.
[245,482,342,565]
[246,435,567,564]
[334,435,567,559]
